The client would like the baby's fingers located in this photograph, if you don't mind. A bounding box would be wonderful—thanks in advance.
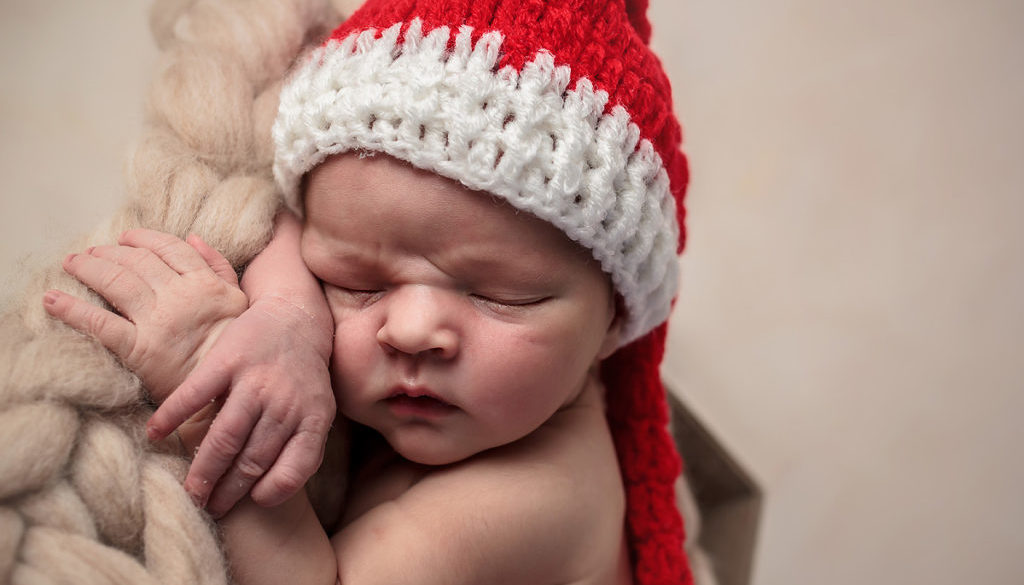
[186,234,239,287]
[184,399,266,517]
[119,229,213,277]
[147,361,233,438]
[250,419,330,507]
[62,251,153,317]
[43,289,136,358]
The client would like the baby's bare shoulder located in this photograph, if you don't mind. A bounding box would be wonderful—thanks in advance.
[334,394,628,584]
[421,397,626,581]
[450,395,623,509]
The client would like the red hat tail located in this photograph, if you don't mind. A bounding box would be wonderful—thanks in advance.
[624,0,652,44]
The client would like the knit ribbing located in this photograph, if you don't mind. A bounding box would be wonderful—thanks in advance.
[334,0,687,246]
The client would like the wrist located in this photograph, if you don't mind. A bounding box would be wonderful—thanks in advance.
[249,295,334,360]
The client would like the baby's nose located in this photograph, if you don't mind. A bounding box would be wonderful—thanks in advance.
[376,286,459,359]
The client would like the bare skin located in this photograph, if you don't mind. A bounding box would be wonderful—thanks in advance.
[49,153,633,584]
[45,213,335,517]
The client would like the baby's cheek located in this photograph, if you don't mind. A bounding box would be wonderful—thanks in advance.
[329,331,374,376]
[512,327,601,395]
[507,323,587,370]
[329,355,367,418]
[328,302,380,343]
[473,346,558,403]
[326,312,366,365]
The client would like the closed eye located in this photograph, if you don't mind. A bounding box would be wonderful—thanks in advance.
[470,293,549,308]
[325,284,385,306]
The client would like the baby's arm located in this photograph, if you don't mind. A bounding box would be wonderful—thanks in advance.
[210,457,606,585]
[149,211,336,516]
[213,406,620,585]
[205,469,551,585]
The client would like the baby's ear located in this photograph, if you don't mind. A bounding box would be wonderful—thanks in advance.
[597,307,624,361]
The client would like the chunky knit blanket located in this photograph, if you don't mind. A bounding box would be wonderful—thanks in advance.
[0,1,340,582]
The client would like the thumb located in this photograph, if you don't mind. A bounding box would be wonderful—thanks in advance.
[186,234,239,286]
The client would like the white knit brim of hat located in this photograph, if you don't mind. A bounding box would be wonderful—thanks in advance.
[273,19,679,346]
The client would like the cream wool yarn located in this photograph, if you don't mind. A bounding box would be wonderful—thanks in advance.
[0,1,341,582]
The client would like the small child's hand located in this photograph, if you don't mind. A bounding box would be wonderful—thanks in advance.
[149,296,335,517]
[150,211,336,518]
[44,229,248,401]
[46,220,335,519]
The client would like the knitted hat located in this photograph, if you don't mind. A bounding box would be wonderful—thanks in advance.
[273,1,691,583]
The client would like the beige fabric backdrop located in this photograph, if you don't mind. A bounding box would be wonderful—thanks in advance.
[3,1,1022,584]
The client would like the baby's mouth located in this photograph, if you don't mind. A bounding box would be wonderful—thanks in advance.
[385,388,457,418]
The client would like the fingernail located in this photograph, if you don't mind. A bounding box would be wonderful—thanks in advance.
[185,483,207,507]
[42,290,59,307]
[63,253,76,265]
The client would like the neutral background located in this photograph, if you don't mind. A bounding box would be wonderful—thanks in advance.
[2,1,1022,584]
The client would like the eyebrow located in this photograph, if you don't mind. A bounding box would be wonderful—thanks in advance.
[304,235,381,277]
[309,221,580,286]
[443,251,567,288]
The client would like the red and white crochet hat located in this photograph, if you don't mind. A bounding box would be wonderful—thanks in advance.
[274,0,691,583]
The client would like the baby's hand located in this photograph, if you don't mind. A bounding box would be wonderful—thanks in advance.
[44,229,248,401]
[149,211,335,518]
[150,295,335,517]
[46,222,335,519]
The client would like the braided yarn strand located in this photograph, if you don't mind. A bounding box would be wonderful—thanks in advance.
[0,1,337,583]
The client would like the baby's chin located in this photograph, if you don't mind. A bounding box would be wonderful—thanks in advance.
[383,430,502,467]
[389,438,478,467]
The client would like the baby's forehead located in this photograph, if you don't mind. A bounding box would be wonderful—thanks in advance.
[301,154,606,281]
[305,153,577,240]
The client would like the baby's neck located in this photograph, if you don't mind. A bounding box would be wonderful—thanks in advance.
[341,426,430,527]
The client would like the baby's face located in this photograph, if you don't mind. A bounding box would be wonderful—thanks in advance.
[300,153,621,465]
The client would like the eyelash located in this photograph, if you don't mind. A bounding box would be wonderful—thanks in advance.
[469,293,548,309]
[330,285,546,310]
[341,287,381,295]
[328,285,384,304]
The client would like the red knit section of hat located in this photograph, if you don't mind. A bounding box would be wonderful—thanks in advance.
[625,0,653,44]
[329,0,688,252]
[603,322,692,585]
